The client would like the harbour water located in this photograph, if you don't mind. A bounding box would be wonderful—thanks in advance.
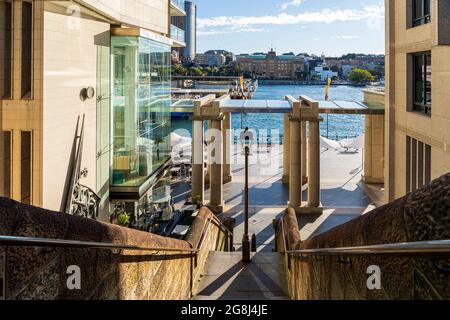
[171,85,366,139]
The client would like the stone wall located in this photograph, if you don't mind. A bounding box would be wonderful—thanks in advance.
[0,199,230,300]
[276,173,450,300]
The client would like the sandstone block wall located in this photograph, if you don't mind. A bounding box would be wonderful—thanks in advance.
[276,173,450,300]
[0,199,230,300]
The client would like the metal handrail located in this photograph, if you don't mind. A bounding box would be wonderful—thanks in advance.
[0,215,233,255]
[285,240,450,257]
[0,235,197,253]
[277,217,450,257]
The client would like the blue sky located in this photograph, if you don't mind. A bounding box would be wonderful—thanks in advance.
[194,0,385,56]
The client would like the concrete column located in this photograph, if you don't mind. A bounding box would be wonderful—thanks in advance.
[222,112,232,183]
[282,114,290,184]
[363,114,385,184]
[289,118,302,208]
[209,118,224,213]
[308,120,320,208]
[191,120,205,205]
[206,120,212,184]
[301,121,307,186]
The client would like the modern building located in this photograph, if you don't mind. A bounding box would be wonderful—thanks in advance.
[183,1,196,62]
[385,0,450,202]
[312,65,338,81]
[194,50,232,67]
[0,0,183,223]
[237,49,305,80]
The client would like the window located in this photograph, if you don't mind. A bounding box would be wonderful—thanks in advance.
[21,1,33,99]
[413,0,431,27]
[0,0,12,99]
[0,131,11,198]
[406,136,431,193]
[412,52,431,115]
[21,131,32,204]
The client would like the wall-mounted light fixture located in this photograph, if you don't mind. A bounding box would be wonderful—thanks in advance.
[80,86,95,101]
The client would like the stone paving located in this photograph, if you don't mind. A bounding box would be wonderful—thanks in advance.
[206,145,383,251]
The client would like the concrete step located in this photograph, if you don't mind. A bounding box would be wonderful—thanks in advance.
[192,251,289,300]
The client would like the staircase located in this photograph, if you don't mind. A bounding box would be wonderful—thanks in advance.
[192,251,289,300]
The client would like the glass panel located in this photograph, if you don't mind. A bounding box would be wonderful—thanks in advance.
[0,131,11,198]
[21,1,32,99]
[21,131,32,204]
[111,36,171,188]
[424,53,432,114]
[414,0,423,20]
[96,34,110,198]
[0,0,12,99]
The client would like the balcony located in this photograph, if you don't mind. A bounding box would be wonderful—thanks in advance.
[170,0,186,16]
[170,24,186,47]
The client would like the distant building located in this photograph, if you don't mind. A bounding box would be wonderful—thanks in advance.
[183,1,197,62]
[313,66,338,81]
[194,50,232,67]
[237,49,305,80]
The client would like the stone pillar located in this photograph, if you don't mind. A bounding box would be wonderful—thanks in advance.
[223,112,232,183]
[301,121,307,186]
[209,118,224,213]
[206,120,212,184]
[289,116,302,208]
[282,114,290,184]
[308,118,321,208]
[363,114,385,184]
[191,119,205,205]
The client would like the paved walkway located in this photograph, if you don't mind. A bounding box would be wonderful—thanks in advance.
[193,252,289,300]
[206,146,383,252]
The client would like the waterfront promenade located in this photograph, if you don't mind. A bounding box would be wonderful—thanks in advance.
[199,144,383,252]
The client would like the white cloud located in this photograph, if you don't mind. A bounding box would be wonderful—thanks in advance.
[198,27,265,36]
[333,35,360,40]
[280,0,306,10]
[197,5,384,29]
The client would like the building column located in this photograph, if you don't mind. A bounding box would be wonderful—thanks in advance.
[363,114,385,184]
[206,120,212,184]
[288,117,302,208]
[191,119,205,205]
[308,119,321,208]
[282,114,290,184]
[301,121,307,186]
[222,112,232,183]
[209,118,224,214]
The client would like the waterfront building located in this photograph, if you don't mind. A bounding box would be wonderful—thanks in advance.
[385,0,450,202]
[194,50,232,67]
[171,0,195,63]
[313,65,338,81]
[0,0,183,222]
[237,49,305,80]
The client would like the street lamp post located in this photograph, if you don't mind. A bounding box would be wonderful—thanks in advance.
[242,144,251,263]
[240,128,253,263]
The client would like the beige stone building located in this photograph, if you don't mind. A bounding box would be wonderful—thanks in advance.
[385,0,450,202]
[237,49,305,80]
[0,0,186,222]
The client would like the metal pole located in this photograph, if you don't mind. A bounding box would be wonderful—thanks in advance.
[242,145,251,263]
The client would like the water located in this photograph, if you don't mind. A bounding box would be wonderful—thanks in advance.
[172,85,366,139]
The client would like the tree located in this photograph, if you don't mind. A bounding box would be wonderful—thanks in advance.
[348,68,376,83]
[172,64,188,76]
[189,67,205,76]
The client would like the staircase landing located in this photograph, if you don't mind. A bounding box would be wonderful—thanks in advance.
[193,252,289,300]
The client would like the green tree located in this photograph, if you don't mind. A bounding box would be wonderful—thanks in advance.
[189,67,205,76]
[172,64,188,76]
[348,68,376,83]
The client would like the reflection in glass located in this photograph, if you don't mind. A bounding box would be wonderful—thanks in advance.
[111,36,171,188]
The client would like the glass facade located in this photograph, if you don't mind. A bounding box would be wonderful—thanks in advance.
[111,36,171,188]
[413,52,432,115]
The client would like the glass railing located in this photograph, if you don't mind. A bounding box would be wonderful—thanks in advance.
[171,0,185,11]
[170,25,185,44]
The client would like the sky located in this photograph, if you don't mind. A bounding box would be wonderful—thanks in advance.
[193,0,385,56]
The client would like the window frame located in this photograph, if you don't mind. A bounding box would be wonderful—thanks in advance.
[412,51,432,116]
[413,0,431,27]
